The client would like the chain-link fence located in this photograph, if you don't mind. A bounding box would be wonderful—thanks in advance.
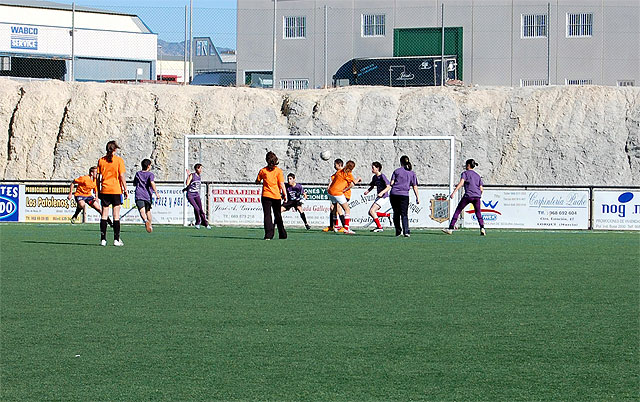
[1,1,638,88]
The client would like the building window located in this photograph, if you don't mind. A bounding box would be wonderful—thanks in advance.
[284,16,306,39]
[565,79,593,85]
[617,80,635,87]
[196,40,209,56]
[567,13,593,37]
[280,79,309,90]
[521,79,548,87]
[522,14,547,38]
[362,14,385,37]
[1,56,10,71]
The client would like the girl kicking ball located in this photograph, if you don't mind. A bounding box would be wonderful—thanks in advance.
[442,158,486,236]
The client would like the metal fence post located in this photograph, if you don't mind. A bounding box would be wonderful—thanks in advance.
[70,2,75,82]
[189,0,193,84]
[272,0,277,89]
[324,4,328,89]
[547,2,551,86]
[440,3,444,86]
[184,5,188,86]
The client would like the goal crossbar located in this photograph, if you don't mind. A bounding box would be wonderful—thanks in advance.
[183,134,456,227]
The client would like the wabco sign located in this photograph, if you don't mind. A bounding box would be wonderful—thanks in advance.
[11,25,38,50]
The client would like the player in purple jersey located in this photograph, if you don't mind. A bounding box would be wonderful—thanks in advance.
[184,163,211,229]
[364,161,391,232]
[386,155,420,237]
[133,158,159,233]
[281,173,310,230]
[443,158,486,236]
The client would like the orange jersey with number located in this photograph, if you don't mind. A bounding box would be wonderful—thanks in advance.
[257,166,284,199]
[98,155,126,194]
[73,175,97,197]
[328,169,354,196]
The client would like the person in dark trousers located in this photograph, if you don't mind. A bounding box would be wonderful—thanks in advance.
[442,159,486,236]
[256,151,288,240]
[385,155,420,237]
[184,163,211,229]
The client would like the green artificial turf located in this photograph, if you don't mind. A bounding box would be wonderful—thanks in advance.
[1,224,638,400]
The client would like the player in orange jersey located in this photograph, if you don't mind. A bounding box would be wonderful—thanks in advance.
[67,166,111,226]
[327,160,357,234]
[256,151,288,240]
[97,141,128,247]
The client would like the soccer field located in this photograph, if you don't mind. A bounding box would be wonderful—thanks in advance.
[1,223,638,400]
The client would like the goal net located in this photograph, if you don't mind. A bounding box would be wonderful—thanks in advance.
[183,135,456,229]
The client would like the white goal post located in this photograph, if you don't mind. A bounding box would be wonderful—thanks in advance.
[183,134,456,227]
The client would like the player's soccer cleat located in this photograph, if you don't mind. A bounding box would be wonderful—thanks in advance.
[371,228,383,232]
[305,224,311,230]
[322,227,332,232]
[70,216,77,224]
[100,239,107,246]
[480,228,486,236]
[206,225,212,230]
[343,229,355,235]
[195,224,200,229]
[404,233,411,238]
[442,229,453,235]
[113,239,124,247]
[338,227,346,233]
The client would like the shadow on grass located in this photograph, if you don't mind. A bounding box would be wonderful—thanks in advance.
[188,234,263,241]
[22,240,99,247]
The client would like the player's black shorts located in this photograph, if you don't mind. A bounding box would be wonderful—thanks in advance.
[136,200,152,211]
[136,200,151,212]
[99,193,122,207]
[282,199,303,211]
[75,195,96,205]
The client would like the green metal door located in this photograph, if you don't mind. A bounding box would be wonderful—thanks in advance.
[393,27,463,80]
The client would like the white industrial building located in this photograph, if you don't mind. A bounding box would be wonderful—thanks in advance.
[0,0,157,81]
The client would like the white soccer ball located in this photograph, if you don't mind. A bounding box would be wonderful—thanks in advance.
[320,150,332,161]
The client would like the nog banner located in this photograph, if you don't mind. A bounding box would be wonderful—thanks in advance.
[592,190,640,230]
[209,185,451,228]
[462,189,589,229]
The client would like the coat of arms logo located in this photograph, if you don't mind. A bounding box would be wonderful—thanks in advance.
[429,193,450,223]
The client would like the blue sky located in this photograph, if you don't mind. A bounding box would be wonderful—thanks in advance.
[53,0,238,48]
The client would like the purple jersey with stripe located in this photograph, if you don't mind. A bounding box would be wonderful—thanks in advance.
[390,168,418,196]
[187,173,201,193]
[285,183,304,201]
[134,170,154,201]
[462,170,483,198]
[369,174,390,198]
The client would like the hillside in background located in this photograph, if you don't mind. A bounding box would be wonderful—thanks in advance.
[157,39,234,57]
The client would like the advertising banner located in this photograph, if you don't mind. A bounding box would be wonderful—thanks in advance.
[462,189,590,229]
[592,190,640,230]
[19,184,81,223]
[86,185,196,225]
[209,185,451,229]
[0,184,20,222]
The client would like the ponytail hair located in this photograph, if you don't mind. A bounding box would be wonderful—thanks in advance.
[266,151,279,169]
[400,155,412,171]
[465,159,478,169]
[344,160,355,173]
[105,141,119,163]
